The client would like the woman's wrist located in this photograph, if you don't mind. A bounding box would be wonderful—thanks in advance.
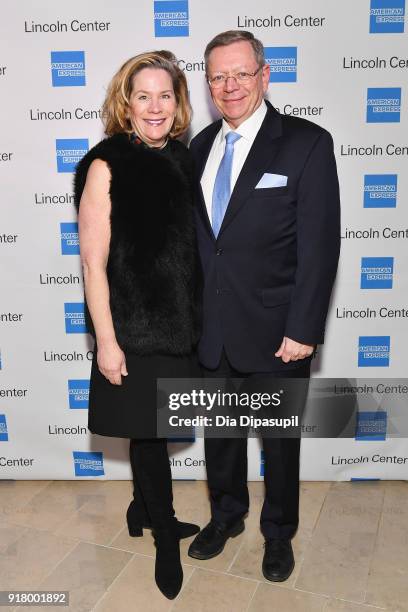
[96,336,119,350]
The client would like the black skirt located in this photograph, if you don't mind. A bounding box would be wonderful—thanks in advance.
[88,350,199,439]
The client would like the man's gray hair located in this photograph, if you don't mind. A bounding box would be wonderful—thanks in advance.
[204,30,265,73]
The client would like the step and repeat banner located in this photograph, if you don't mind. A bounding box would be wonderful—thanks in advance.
[0,0,407,480]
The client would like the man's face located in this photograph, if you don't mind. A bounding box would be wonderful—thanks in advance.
[207,40,270,128]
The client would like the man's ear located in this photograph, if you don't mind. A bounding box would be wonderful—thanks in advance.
[262,64,270,92]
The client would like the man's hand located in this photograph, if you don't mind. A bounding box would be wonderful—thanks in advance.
[275,337,315,363]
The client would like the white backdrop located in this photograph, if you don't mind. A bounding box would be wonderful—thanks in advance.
[0,0,407,480]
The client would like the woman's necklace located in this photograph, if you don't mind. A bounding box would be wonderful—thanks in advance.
[131,133,168,149]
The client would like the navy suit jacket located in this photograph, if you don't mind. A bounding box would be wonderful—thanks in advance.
[190,101,341,372]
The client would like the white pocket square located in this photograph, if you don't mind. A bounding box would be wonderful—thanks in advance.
[255,173,288,188]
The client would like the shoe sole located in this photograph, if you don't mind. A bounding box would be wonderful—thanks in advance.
[128,524,200,540]
[262,561,295,582]
[188,522,245,560]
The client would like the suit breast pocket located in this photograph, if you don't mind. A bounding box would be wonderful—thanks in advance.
[251,186,289,199]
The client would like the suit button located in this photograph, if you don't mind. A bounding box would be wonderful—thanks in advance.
[216,289,220,295]
[216,249,223,255]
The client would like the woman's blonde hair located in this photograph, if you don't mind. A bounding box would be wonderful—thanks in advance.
[102,50,191,138]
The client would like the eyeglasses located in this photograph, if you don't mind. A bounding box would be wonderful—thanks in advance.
[207,67,262,88]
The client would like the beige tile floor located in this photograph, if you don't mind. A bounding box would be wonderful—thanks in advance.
[0,479,406,612]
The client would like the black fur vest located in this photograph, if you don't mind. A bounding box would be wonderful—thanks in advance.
[74,133,201,355]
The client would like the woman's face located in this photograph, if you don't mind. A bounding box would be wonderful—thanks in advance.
[128,68,177,147]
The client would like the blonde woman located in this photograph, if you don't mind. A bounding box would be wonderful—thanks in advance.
[74,51,201,600]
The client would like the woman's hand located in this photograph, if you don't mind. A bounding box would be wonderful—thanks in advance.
[97,341,128,385]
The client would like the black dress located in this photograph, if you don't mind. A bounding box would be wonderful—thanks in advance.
[87,139,199,439]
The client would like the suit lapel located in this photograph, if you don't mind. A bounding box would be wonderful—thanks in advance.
[218,103,282,237]
[194,121,221,240]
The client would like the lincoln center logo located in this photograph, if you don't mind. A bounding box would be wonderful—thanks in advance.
[355,411,387,440]
[364,174,397,208]
[73,451,104,476]
[370,0,405,33]
[366,87,401,123]
[60,222,79,255]
[358,336,390,367]
[0,415,8,441]
[51,51,86,87]
[361,257,394,289]
[56,138,89,173]
[68,379,90,409]
[260,449,265,476]
[154,0,189,37]
[64,303,87,334]
[265,47,297,83]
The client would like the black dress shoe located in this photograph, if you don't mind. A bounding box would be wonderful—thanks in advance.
[126,500,200,539]
[262,538,295,582]
[188,518,245,560]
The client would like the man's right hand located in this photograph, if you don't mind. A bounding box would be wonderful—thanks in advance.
[97,341,128,385]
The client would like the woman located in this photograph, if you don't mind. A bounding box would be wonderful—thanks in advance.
[74,51,201,600]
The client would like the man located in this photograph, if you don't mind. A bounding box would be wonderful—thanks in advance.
[188,30,340,581]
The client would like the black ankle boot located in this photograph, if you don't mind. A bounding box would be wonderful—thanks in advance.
[153,522,183,600]
[126,499,200,539]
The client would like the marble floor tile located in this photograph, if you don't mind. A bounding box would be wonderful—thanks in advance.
[110,524,156,556]
[295,482,385,602]
[172,568,258,612]
[365,482,408,611]
[249,582,328,611]
[0,528,78,590]
[34,541,132,612]
[10,480,109,532]
[54,481,133,545]
[0,522,28,554]
[299,481,332,531]
[93,554,194,612]
[324,599,387,611]
[1,480,406,612]
[172,480,211,527]
[0,480,50,523]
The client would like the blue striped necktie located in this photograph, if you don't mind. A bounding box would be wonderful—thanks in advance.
[211,131,242,238]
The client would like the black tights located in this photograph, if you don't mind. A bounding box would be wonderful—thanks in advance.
[129,438,175,528]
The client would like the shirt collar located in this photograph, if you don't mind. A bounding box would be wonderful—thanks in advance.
[221,100,268,142]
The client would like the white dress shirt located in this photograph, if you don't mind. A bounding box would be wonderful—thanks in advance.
[200,100,268,221]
